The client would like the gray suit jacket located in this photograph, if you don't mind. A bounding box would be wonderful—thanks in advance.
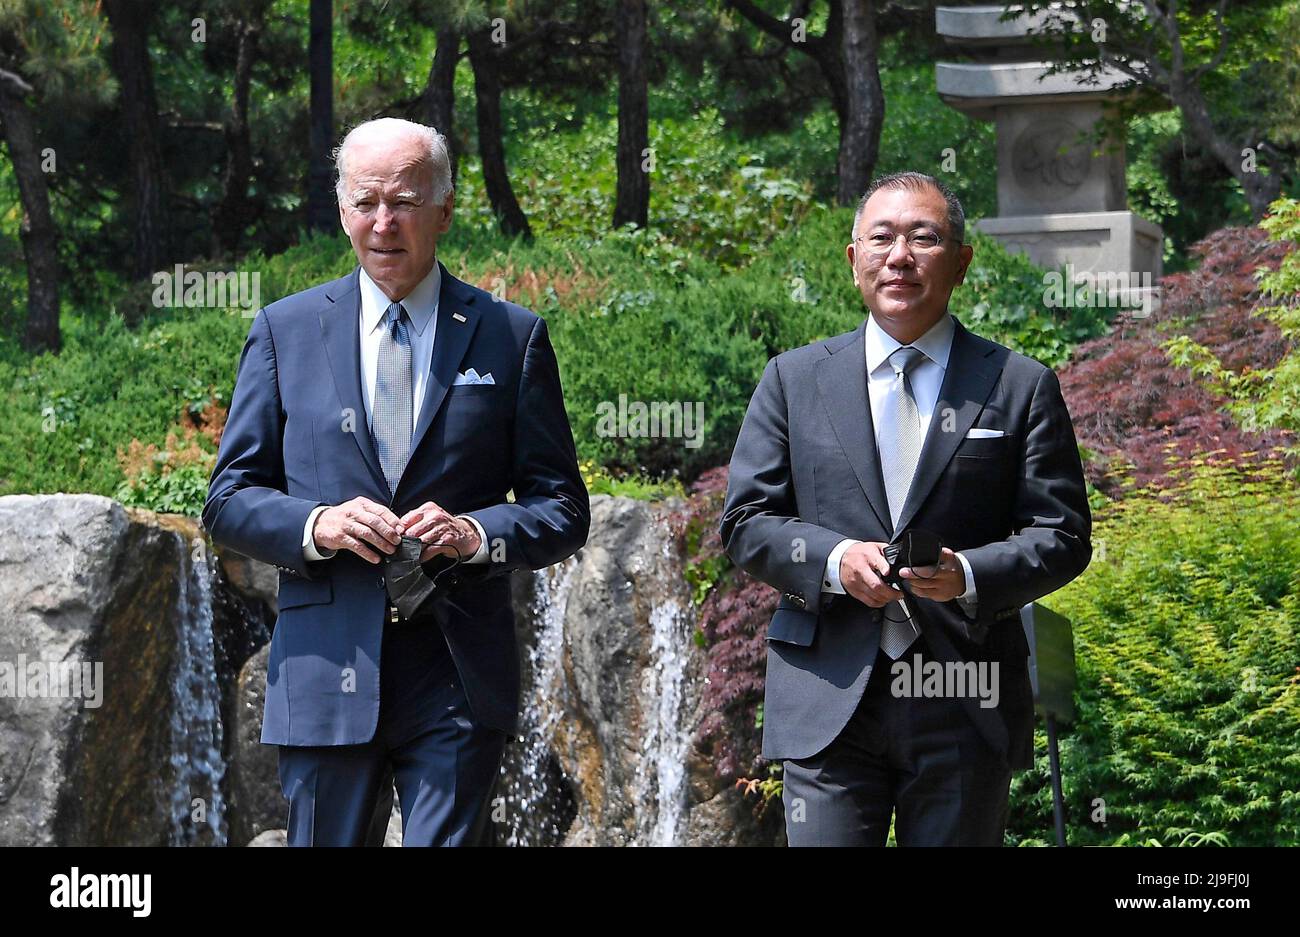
[720,316,1091,768]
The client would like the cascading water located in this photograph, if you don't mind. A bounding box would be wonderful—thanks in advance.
[632,594,692,846]
[499,560,578,846]
[167,543,228,846]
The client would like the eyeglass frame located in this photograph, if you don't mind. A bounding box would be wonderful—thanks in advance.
[852,229,961,256]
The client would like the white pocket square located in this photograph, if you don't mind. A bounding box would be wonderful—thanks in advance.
[454,368,495,385]
[965,427,1006,438]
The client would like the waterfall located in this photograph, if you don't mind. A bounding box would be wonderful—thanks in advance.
[167,544,228,846]
[499,560,577,846]
[633,595,692,846]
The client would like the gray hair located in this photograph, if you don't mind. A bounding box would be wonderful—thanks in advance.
[333,117,454,203]
[852,171,965,244]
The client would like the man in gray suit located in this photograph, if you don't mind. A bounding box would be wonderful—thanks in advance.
[720,172,1091,845]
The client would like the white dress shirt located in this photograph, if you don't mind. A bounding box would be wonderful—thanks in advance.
[302,263,488,563]
[822,312,977,613]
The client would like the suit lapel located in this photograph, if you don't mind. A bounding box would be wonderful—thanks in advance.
[405,262,482,466]
[318,268,389,495]
[892,318,1001,535]
[816,321,893,534]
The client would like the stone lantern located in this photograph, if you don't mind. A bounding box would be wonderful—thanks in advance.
[935,4,1163,310]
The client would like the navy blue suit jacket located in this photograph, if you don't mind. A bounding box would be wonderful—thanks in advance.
[202,262,589,746]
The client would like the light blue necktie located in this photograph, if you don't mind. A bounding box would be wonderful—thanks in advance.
[373,302,412,496]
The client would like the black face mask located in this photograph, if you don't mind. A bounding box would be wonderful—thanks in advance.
[881,528,943,590]
[382,536,463,620]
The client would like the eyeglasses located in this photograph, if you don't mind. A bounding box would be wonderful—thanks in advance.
[854,231,956,255]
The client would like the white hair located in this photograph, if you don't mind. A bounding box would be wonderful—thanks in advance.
[333,118,453,203]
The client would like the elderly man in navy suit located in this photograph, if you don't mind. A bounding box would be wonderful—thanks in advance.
[721,172,1091,845]
[203,118,589,846]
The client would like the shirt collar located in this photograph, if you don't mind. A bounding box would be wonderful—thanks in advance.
[864,311,956,375]
[358,262,441,338]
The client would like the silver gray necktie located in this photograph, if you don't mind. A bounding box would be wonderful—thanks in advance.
[373,302,412,497]
[879,345,925,659]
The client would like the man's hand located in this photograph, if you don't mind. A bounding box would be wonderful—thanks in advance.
[399,500,481,563]
[839,542,906,608]
[312,497,403,564]
[898,547,966,603]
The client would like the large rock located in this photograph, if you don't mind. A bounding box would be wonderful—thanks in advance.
[498,495,776,846]
[0,495,231,845]
[228,644,281,846]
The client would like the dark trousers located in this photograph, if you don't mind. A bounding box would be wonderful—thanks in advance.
[782,635,1011,846]
[277,609,506,847]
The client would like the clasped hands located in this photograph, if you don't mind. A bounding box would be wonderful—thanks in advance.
[838,541,966,607]
[311,497,481,565]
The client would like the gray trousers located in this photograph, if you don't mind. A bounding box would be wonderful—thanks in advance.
[782,636,1012,846]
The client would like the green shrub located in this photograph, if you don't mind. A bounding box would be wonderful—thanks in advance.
[1007,454,1300,846]
[0,200,1112,501]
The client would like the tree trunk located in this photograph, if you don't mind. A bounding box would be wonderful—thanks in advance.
[213,8,264,256]
[467,28,532,239]
[836,0,884,205]
[1169,78,1283,222]
[0,73,59,354]
[102,0,168,279]
[307,0,335,233]
[613,0,649,229]
[421,26,460,182]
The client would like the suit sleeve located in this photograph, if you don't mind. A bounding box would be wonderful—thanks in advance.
[719,357,849,604]
[961,366,1092,622]
[201,310,330,579]
[463,316,590,575]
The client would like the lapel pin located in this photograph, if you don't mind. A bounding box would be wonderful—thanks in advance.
[452,312,466,323]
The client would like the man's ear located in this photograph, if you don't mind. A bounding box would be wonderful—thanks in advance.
[438,190,455,233]
[846,242,859,287]
[953,242,974,285]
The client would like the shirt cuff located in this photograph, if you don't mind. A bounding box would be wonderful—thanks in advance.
[955,550,977,609]
[302,505,337,561]
[459,515,489,563]
[822,539,861,594]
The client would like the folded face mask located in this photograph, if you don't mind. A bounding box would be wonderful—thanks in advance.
[881,529,943,590]
[382,536,463,620]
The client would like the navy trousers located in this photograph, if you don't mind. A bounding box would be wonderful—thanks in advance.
[781,634,1012,846]
[277,608,507,847]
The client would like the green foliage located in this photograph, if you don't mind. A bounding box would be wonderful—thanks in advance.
[114,461,212,515]
[1164,196,1300,443]
[455,104,815,273]
[0,198,1113,501]
[1007,455,1300,846]
[743,53,998,220]
[0,308,234,499]
[579,459,684,501]
[0,0,114,105]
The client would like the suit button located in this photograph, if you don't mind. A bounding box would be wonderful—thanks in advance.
[789,594,806,609]
[377,576,385,589]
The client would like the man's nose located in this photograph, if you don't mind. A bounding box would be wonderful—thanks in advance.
[374,203,397,233]
[885,234,914,267]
